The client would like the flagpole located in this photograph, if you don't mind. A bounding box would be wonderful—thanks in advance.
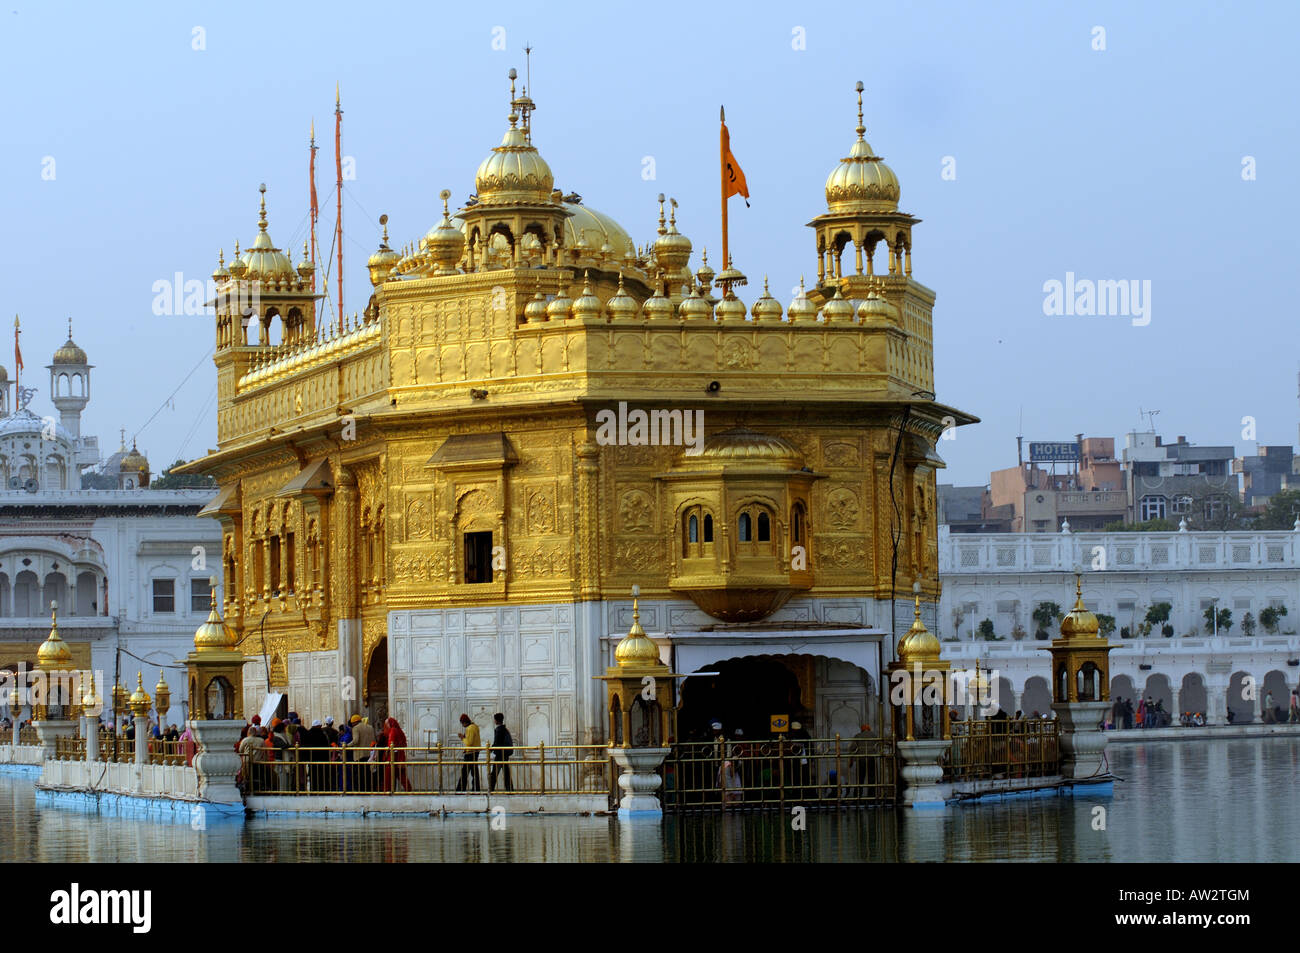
[309,119,319,294]
[335,84,344,332]
[720,105,729,278]
[12,315,18,408]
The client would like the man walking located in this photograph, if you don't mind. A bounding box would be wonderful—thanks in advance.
[455,713,481,791]
[489,713,513,792]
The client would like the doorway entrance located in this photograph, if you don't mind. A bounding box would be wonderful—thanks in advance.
[366,638,388,725]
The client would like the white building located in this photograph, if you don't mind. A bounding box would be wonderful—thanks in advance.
[938,524,1300,723]
[0,330,220,725]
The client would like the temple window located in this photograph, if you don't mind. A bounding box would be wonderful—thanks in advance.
[152,578,175,613]
[465,531,494,584]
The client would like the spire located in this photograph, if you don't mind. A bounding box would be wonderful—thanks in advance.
[257,183,268,232]
[657,193,667,236]
[855,80,865,140]
[507,68,519,128]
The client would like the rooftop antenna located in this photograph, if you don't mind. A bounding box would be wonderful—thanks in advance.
[1017,405,1023,468]
[1139,407,1160,433]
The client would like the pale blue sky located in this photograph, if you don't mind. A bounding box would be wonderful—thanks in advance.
[1,1,1294,483]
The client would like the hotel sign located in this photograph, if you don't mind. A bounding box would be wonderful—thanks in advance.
[1029,442,1079,463]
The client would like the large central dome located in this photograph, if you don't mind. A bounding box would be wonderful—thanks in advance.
[474,125,554,205]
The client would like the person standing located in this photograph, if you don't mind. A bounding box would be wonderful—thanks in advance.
[348,714,376,792]
[455,714,481,792]
[1290,691,1299,724]
[489,713,513,792]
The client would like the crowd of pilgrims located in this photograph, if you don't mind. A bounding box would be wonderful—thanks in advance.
[235,713,414,793]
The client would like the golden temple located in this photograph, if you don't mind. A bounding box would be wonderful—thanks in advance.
[180,71,975,745]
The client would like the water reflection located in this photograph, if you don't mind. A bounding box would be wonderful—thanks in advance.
[3,739,1298,862]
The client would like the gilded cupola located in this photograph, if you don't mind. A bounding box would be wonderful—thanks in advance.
[36,601,72,671]
[51,333,87,366]
[613,586,662,667]
[193,582,238,652]
[474,72,555,206]
[896,586,942,666]
[237,186,297,281]
[824,82,900,214]
[423,191,466,274]
[1059,577,1101,640]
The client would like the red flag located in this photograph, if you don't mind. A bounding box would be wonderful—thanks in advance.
[13,316,21,372]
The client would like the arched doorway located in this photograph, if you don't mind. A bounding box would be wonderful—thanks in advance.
[1180,673,1207,717]
[1261,670,1290,723]
[1227,671,1255,724]
[366,638,388,725]
[676,653,878,742]
[1022,676,1052,717]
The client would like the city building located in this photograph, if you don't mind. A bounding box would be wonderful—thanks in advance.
[987,436,1127,532]
[1234,445,1295,507]
[1122,431,1237,524]
[0,331,221,725]
[178,75,974,745]
[937,483,1009,533]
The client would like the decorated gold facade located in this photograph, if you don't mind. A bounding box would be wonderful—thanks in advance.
[181,73,974,730]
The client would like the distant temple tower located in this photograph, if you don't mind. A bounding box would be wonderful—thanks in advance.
[47,321,91,441]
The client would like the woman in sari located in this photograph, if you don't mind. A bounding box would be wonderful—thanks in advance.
[384,717,413,792]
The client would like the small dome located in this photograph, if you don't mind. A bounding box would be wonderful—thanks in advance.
[193,592,238,653]
[1059,580,1101,639]
[424,192,466,274]
[524,291,550,323]
[692,428,804,467]
[546,287,573,321]
[240,190,296,281]
[641,285,673,321]
[36,603,72,670]
[211,250,229,282]
[296,241,315,279]
[695,250,715,289]
[653,200,692,272]
[751,278,783,322]
[605,273,638,321]
[52,334,88,366]
[475,124,555,205]
[128,672,151,715]
[227,242,248,279]
[715,292,746,322]
[679,285,713,322]
[822,287,855,322]
[614,592,662,668]
[896,599,942,665]
[825,137,900,213]
[121,441,149,475]
[788,278,818,322]
[571,272,603,321]
[0,364,8,382]
[857,289,892,322]
[0,407,72,443]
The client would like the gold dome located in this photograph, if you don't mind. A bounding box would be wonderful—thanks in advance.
[679,285,713,322]
[128,672,151,717]
[614,587,662,667]
[211,250,229,283]
[81,671,100,710]
[641,284,673,321]
[121,440,149,475]
[193,585,237,653]
[240,187,296,281]
[824,83,900,214]
[563,202,634,266]
[52,333,88,366]
[1059,577,1101,639]
[822,287,855,322]
[475,122,555,206]
[424,191,466,274]
[227,242,248,279]
[788,277,818,322]
[751,278,783,322]
[524,291,550,323]
[546,286,573,321]
[695,250,716,290]
[857,288,892,322]
[715,292,747,322]
[652,197,692,272]
[36,602,72,671]
[692,428,804,468]
[296,241,315,279]
[367,218,400,285]
[605,272,638,321]
[896,592,942,665]
[571,272,603,321]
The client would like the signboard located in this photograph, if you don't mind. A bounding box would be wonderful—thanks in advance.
[770,714,790,734]
[1029,441,1079,463]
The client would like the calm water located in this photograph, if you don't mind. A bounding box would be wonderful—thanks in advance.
[3,739,1298,862]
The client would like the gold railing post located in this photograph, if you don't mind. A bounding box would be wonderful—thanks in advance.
[835,734,842,808]
[539,742,546,795]
[778,737,785,812]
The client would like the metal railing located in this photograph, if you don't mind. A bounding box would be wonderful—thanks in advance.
[947,719,1059,782]
[54,736,85,761]
[664,736,897,811]
[240,744,615,799]
[17,728,38,746]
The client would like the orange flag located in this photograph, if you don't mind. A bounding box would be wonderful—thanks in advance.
[13,316,21,372]
[721,115,750,207]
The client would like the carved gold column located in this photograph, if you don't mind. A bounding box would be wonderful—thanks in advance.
[333,468,359,618]
[576,440,601,600]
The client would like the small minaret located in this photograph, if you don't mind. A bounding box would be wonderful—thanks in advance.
[47,319,91,441]
[1044,573,1114,782]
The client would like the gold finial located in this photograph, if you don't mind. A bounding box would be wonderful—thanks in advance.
[335,81,340,107]
[13,315,18,330]
[67,317,72,339]
[50,599,58,624]
[668,197,679,230]
[1074,570,1084,608]
[701,248,708,266]
[217,248,224,268]
[234,239,240,256]
[379,213,390,244]
[656,193,667,235]
[854,80,865,139]
[912,580,922,621]
[507,68,518,127]
[617,270,626,292]
[257,184,268,231]
[440,188,452,218]
[763,275,770,294]
[310,117,315,141]
[631,583,640,623]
